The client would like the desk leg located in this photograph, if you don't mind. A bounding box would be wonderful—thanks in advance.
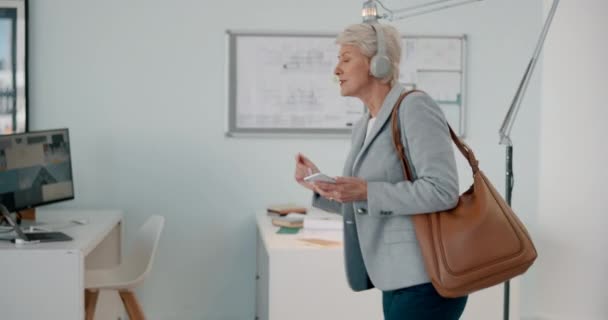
[256,231,269,320]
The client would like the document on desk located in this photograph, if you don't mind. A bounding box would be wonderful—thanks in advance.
[297,229,342,247]
[303,210,343,230]
[298,229,341,241]
[293,209,343,246]
[298,238,342,248]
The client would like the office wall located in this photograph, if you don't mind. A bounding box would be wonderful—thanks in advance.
[28,0,541,319]
[531,0,608,319]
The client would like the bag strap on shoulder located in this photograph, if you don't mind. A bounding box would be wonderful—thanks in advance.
[390,90,480,180]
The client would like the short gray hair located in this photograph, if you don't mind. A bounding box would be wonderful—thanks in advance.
[336,23,401,86]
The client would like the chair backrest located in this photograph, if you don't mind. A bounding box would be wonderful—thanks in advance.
[121,215,165,288]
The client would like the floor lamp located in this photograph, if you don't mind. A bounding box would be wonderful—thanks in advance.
[361,0,561,319]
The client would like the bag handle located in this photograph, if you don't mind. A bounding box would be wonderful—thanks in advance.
[390,91,480,181]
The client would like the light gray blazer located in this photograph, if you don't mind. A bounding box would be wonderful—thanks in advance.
[312,84,459,292]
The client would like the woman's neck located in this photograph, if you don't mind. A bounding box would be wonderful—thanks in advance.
[360,82,391,118]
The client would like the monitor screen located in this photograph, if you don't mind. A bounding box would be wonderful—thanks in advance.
[0,128,74,212]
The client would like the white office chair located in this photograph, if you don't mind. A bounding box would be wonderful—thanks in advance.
[85,215,165,320]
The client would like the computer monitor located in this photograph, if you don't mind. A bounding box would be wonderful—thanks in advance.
[0,128,74,215]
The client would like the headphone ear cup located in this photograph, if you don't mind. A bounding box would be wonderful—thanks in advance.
[370,54,391,79]
[369,23,392,79]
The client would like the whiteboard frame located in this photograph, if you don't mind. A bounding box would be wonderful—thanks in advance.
[225,30,467,138]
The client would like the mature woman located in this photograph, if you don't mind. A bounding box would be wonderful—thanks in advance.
[294,23,468,319]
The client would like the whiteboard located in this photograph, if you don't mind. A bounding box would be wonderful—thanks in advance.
[226,30,466,137]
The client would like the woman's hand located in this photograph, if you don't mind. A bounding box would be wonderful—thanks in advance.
[313,176,368,203]
[294,153,320,191]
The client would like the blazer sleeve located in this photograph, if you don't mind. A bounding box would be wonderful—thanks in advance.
[312,192,342,214]
[366,92,459,217]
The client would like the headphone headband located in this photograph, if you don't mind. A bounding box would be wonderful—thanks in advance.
[370,24,386,57]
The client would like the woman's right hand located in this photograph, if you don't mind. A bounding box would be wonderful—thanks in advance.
[294,153,320,191]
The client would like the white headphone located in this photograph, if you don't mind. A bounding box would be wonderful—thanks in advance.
[369,24,392,79]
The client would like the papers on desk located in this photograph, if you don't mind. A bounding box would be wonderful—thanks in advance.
[297,238,342,248]
[302,209,342,230]
[267,203,307,215]
[271,214,304,228]
[303,216,342,230]
[297,229,342,247]
[298,228,341,241]
[271,209,342,231]
[298,210,343,247]
[268,208,343,247]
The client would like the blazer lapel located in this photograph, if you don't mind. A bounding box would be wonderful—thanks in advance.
[352,85,405,174]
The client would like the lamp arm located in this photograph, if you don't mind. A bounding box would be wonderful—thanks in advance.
[389,0,457,14]
[389,0,483,21]
[499,0,560,145]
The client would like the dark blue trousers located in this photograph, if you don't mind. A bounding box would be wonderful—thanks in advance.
[382,283,468,320]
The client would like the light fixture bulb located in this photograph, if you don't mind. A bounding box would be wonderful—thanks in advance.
[362,0,378,23]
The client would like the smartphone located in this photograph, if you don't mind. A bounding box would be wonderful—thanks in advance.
[304,172,336,183]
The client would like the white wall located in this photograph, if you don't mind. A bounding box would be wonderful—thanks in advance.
[28,0,541,319]
[532,0,608,319]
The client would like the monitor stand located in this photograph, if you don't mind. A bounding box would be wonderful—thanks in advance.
[17,208,36,224]
[0,204,73,243]
[16,208,50,231]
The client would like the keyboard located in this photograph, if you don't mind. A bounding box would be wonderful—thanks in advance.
[22,232,73,242]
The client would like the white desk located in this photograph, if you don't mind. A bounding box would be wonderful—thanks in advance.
[256,211,381,320]
[0,209,123,320]
[256,211,521,320]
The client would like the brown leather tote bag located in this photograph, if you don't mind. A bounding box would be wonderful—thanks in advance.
[390,91,537,298]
